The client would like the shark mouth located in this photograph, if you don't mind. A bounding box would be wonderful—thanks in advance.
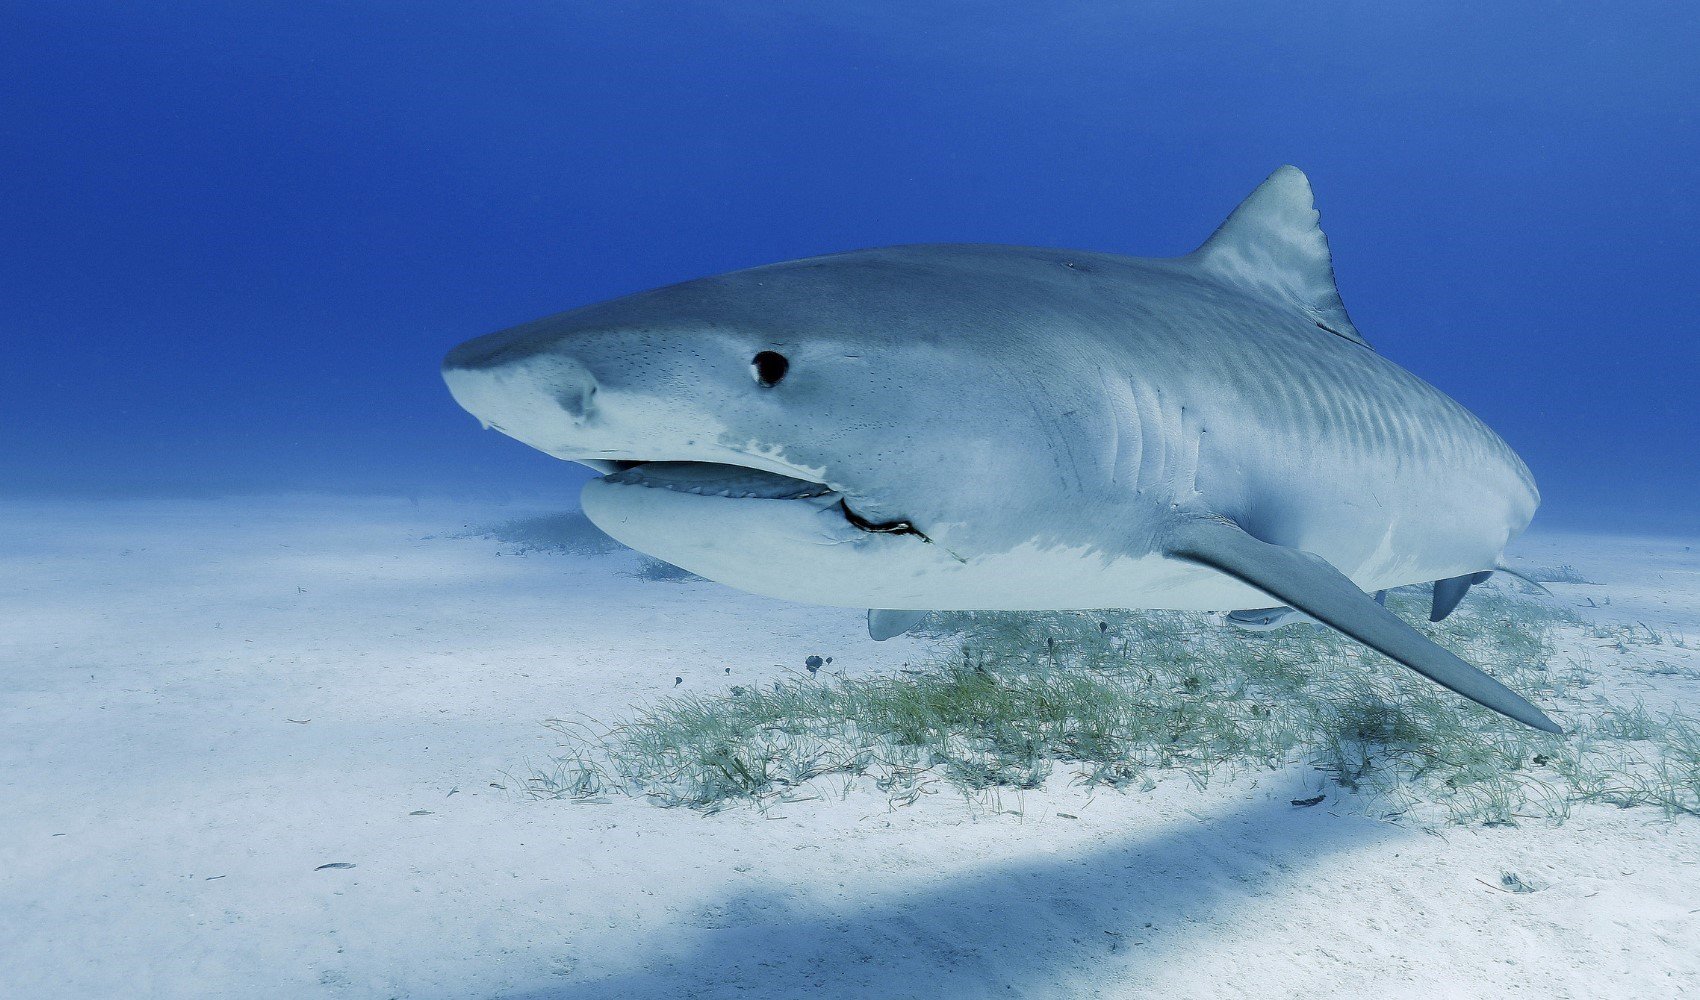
[597,461,926,538]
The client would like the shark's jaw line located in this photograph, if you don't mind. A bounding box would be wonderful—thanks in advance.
[601,460,834,500]
[584,458,926,541]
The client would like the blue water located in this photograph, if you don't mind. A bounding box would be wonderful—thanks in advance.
[4,3,1696,528]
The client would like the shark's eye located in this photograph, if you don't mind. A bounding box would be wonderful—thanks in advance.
[751,351,789,387]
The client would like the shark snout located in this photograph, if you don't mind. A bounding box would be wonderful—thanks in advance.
[442,347,600,442]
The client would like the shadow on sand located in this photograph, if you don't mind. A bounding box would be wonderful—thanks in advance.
[506,786,1393,999]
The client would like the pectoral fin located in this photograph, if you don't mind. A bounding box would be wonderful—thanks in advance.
[1165,516,1560,734]
[869,609,930,641]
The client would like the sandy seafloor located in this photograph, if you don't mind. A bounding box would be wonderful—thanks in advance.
[2,495,1697,999]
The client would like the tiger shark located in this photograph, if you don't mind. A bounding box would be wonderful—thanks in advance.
[442,166,1558,733]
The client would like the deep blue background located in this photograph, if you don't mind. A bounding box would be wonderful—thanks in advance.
[3,3,1695,526]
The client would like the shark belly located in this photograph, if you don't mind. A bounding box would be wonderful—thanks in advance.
[582,475,1273,611]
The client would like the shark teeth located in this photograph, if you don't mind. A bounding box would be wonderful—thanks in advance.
[603,461,835,501]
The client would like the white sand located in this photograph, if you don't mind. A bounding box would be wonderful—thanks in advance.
[2,496,1697,998]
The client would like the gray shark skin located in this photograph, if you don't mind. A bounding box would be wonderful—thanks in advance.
[443,167,1557,732]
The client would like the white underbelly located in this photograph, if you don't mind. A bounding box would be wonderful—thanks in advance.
[582,481,1455,612]
[581,460,1522,613]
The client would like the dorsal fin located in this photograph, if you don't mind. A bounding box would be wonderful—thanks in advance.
[1188,166,1369,349]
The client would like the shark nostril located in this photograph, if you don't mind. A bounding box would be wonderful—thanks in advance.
[553,373,598,421]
